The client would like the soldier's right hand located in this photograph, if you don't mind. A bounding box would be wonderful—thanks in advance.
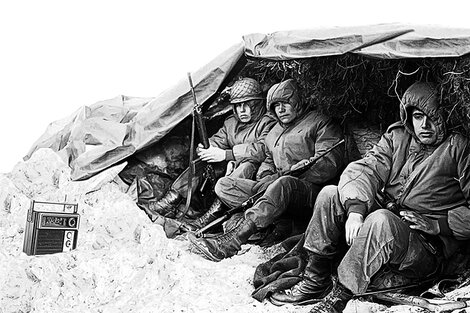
[345,212,364,246]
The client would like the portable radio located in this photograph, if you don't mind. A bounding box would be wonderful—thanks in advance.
[23,200,80,255]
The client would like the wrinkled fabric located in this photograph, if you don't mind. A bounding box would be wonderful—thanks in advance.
[243,24,470,60]
[338,82,470,257]
[169,110,276,200]
[339,126,470,256]
[266,79,302,116]
[217,175,322,229]
[209,113,276,164]
[252,234,306,301]
[304,186,441,294]
[258,110,345,185]
[26,44,245,180]
[399,82,446,146]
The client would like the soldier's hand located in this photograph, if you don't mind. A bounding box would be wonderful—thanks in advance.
[345,212,364,246]
[290,159,309,171]
[399,210,440,235]
[197,145,226,163]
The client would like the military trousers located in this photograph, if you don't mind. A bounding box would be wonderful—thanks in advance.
[303,185,442,294]
[215,175,322,229]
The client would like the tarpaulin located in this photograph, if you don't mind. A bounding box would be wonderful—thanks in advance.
[25,24,470,180]
[25,43,244,180]
[244,24,470,60]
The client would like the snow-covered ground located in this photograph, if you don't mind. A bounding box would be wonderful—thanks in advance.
[1,148,468,313]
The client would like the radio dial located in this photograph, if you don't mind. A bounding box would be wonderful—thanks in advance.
[68,218,76,228]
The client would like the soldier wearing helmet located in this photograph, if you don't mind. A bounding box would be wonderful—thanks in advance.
[146,77,276,227]
[189,79,346,261]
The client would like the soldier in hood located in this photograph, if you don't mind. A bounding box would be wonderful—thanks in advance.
[189,79,345,261]
[270,82,470,313]
[146,77,276,223]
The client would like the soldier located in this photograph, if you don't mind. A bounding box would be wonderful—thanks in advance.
[271,82,470,313]
[189,79,345,262]
[146,77,276,224]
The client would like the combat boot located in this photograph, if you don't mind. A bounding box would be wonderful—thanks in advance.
[308,282,353,313]
[270,252,333,305]
[183,198,225,232]
[148,189,182,217]
[188,217,256,262]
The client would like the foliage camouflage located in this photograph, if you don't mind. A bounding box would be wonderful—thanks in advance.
[238,54,470,135]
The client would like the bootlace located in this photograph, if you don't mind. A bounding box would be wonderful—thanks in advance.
[216,226,239,244]
[310,284,350,313]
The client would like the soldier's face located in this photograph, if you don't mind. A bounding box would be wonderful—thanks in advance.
[235,101,253,123]
[274,102,296,124]
[412,108,438,145]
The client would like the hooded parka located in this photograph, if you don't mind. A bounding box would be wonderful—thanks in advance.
[302,81,470,295]
[338,81,470,256]
[215,79,345,229]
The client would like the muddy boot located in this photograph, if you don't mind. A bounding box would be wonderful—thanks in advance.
[308,282,353,313]
[148,189,182,217]
[270,252,333,306]
[183,198,225,232]
[188,217,256,262]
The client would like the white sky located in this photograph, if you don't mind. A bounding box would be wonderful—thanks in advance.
[1,0,469,173]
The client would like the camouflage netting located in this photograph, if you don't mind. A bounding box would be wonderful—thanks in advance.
[239,54,470,136]
[122,53,470,207]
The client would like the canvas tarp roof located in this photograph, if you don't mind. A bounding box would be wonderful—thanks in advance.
[25,23,470,180]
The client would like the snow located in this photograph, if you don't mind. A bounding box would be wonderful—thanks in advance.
[0,148,467,313]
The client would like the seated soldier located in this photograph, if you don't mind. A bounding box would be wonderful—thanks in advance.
[146,77,276,222]
[188,79,345,262]
[270,82,470,313]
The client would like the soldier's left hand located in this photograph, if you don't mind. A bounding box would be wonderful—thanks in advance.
[197,144,226,163]
[290,159,309,171]
[399,210,440,235]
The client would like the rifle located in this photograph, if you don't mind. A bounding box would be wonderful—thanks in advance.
[187,73,216,200]
[195,139,345,237]
[375,292,470,312]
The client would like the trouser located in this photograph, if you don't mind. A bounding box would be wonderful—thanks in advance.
[171,161,258,196]
[216,175,322,229]
[303,185,442,294]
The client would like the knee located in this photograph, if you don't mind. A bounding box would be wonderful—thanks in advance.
[315,185,338,204]
[363,209,397,232]
[276,176,297,185]
[312,185,339,214]
[214,177,233,196]
[265,176,297,193]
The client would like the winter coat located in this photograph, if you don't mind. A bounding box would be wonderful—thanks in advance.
[258,79,345,185]
[338,82,470,257]
[209,111,276,164]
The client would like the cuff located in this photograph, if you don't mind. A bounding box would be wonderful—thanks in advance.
[344,199,367,216]
[437,217,452,236]
[225,149,234,161]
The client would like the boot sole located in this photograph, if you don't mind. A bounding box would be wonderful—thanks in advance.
[269,296,322,307]
[188,234,223,262]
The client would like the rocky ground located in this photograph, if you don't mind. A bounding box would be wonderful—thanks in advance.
[1,148,469,313]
